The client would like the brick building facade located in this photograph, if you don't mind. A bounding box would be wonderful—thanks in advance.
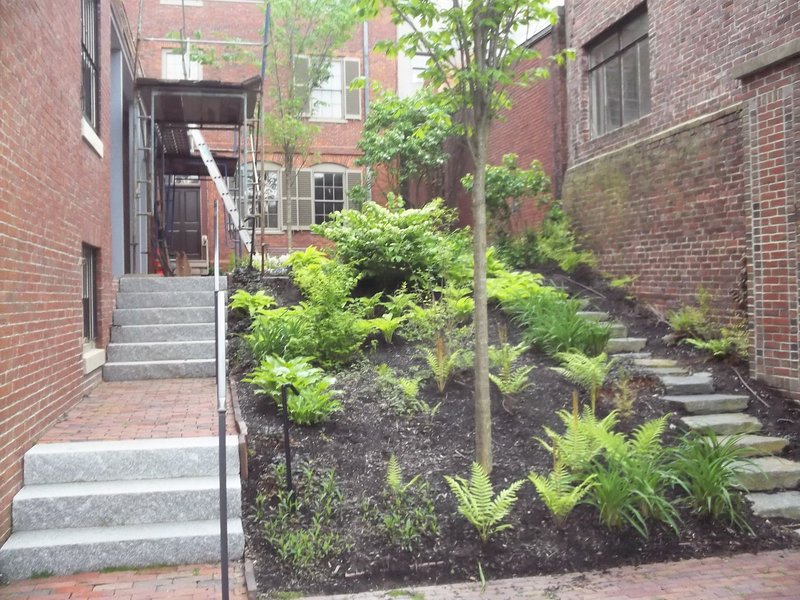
[126,0,398,261]
[0,0,136,542]
[559,0,800,397]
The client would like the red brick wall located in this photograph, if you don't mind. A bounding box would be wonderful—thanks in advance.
[485,22,568,233]
[562,0,800,397]
[0,0,115,542]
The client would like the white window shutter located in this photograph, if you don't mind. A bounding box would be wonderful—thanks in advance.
[294,56,311,115]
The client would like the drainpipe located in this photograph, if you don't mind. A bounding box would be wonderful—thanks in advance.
[362,20,372,201]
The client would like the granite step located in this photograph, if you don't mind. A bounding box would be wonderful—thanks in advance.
[719,434,790,457]
[112,307,216,326]
[119,275,225,293]
[748,491,800,520]
[633,358,679,368]
[24,437,239,485]
[0,519,243,581]
[103,358,216,381]
[735,457,800,492]
[109,323,215,344]
[607,337,648,354]
[680,413,762,435]
[661,372,714,395]
[115,291,216,309]
[12,476,240,531]
[664,393,749,415]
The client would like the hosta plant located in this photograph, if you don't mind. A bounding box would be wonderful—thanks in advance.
[444,462,524,543]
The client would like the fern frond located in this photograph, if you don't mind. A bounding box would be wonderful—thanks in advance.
[630,415,669,458]
[387,455,402,494]
[529,464,596,525]
[553,351,617,398]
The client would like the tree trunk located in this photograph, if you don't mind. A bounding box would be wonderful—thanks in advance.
[284,150,294,252]
[472,117,492,473]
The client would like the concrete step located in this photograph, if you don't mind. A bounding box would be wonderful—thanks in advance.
[633,358,679,368]
[13,476,241,531]
[664,393,749,415]
[577,310,610,322]
[661,372,714,394]
[0,518,243,580]
[110,323,215,343]
[24,437,239,485]
[736,457,800,492]
[749,491,800,520]
[107,340,216,362]
[680,413,762,435]
[103,359,216,380]
[116,291,216,309]
[607,337,647,353]
[119,275,225,293]
[719,434,790,457]
[113,307,215,326]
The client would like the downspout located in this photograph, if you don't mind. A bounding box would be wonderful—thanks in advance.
[362,20,372,201]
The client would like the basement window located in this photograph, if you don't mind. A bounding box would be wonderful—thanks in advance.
[588,8,650,137]
[82,244,98,348]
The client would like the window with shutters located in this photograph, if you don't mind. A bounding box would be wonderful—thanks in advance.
[241,166,280,230]
[297,56,362,121]
[588,8,650,137]
[81,0,100,131]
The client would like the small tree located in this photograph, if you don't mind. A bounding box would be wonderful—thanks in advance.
[356,89,456,203]
[361,0,569,472]
[462,153,550,237]
[263,0,358,250]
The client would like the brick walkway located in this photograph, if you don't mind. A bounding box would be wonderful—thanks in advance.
[0,563,246,599]
[302,549,800,599]
[40,379,237,443]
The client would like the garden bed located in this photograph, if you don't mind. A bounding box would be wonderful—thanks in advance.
[231,267,799,597]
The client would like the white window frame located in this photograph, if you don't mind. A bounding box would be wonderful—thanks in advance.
[311,163,348,225]
[161,48,203,81]
[309,59,345,122]
[242,163,283,232]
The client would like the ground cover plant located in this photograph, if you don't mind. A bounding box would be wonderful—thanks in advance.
[230,201,798,596]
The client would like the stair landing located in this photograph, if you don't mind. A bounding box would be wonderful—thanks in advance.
[41,378,236,443]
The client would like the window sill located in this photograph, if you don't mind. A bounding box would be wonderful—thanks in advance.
[308,117,348,124]
[161,0,202,5]
[82,346,106,375]
[81,118,104,158]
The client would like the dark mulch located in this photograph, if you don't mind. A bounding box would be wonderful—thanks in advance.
[229,269,800,597]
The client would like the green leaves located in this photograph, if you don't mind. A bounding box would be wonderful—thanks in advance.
[444,462,524,543]
[553,351,617,412]
[243,355,342,425]
[529,464,596,526]
[228,289,276,319]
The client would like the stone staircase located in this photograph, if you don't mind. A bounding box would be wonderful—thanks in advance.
[571,294,800,528]
[0,437,243,580]
[629,357,800,525]
[103,276,221,381]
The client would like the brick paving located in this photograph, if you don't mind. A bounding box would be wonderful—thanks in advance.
[0,563,247,599]
[40,379,237,443]
[302,549,800,599]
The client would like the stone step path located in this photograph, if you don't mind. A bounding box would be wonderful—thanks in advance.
[103,275,222,381]
[624,355,800,522]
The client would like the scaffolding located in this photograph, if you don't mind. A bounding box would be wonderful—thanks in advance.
[131,3,268,274]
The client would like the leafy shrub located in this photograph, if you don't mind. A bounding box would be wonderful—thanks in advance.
[553,351,617,413]
[228,289,276,319]
[444,462,524,543]
[486,269,562,311]
[494,230,541,270]
[365,314,406,344]
[260,463,348,569]
[312,197,459,290]
[670,432,752,531]
[244,355,342,425]
[535,206,597,273]
[244,306,306,360]
[529,464,595,526]
[362,456,439,552]
[667,288,715,340]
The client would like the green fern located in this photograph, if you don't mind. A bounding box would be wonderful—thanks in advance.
[536,407,619,473]
[489,365,534,396]
[228,289,276,319]
[444,462,524,543]
[553,351,617,413]
[386,455,419,496]
[424,336,466,393]
[488,342,528,371]
[528,464,596,526]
